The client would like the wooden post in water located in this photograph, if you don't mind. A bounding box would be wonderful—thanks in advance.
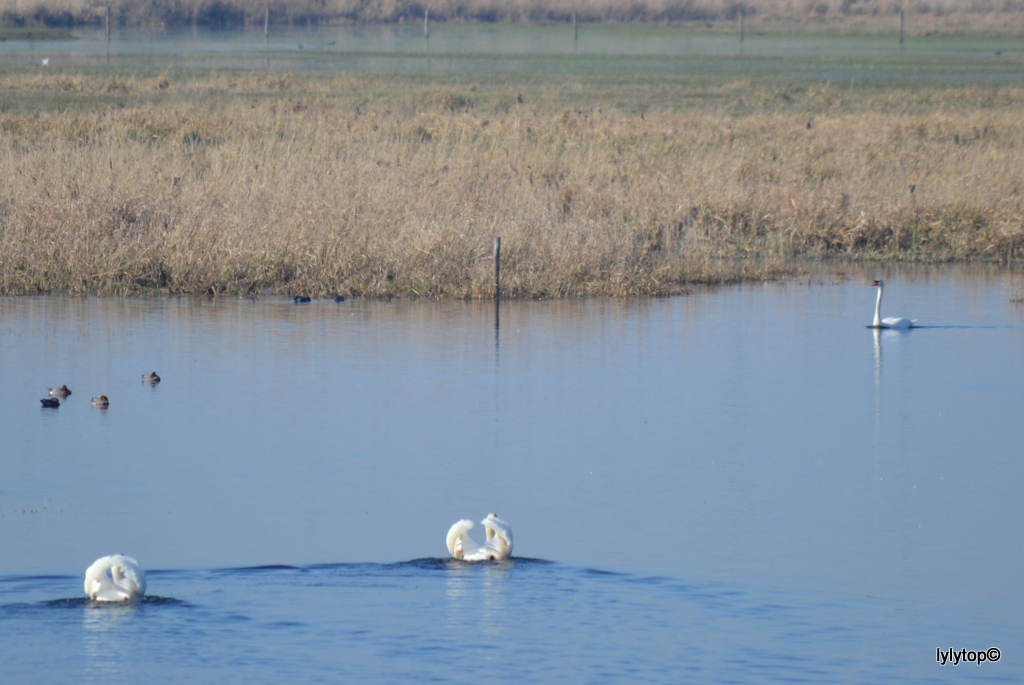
[898,10,905,45]
[105,6,110,64]
[424,9,430,40]
[493,237,502,300]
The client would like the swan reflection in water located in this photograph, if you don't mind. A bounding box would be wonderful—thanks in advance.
[871,321,912,436]
[82,590,145,680]
[871,319,914,384]
[445,555,512,637]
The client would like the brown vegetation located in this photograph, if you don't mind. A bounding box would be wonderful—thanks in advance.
[1,71,1022,298]
[4,0,1024,34]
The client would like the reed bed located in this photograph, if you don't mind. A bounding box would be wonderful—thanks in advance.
[1,71,1023,297]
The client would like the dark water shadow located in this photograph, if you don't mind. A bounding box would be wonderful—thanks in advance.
[400,556,552,570]
[308,557,554,574]
[0,596,189,612]
[215,564,304,574]
[910,324,1024,330]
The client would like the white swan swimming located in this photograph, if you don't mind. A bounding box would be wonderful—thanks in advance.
[870,280,915,329]
[446,513,513,561]
[84,554,146,601]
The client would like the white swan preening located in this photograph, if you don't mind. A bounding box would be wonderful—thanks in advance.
[84,554,146,602]
[870,280,915,329]
[446,513,513,561]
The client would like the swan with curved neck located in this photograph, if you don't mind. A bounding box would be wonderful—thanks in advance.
[84,554,146,601]
[446,513,513,561]
[870,280,915,329]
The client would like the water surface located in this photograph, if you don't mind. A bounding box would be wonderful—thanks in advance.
[2,266,1022,682]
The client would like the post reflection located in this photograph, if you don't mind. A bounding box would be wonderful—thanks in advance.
[494,297,501,370]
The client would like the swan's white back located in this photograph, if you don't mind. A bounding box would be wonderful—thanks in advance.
[446,519,480,559]
[84,554,146,601]
[446,514,513,561]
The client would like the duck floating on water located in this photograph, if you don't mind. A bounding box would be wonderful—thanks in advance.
[91,395,110,409]
[84,554,146,602]
[40,397,60,408]
[142,372,161,384]
[294,296,312,303]
[47,385,72,398]
[446,513,513,561]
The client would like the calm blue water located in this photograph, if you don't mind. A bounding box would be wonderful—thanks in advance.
[2,266,1023,682]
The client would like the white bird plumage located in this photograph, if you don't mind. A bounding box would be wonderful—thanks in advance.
[870,280,915,329]
[84,554,146,601]
[446,513,513,561]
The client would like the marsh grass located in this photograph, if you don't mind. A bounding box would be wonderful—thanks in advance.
[1,69,1022,297]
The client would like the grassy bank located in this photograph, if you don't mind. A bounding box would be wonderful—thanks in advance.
[1,69,1022,298]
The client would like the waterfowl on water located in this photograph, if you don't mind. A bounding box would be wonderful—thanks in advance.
[84,554,146,602]
[294,296,312,303]
[142,372,161,384]
[91,395,110,409]
[47,385,72,398]
[40,397,60,408]
[446,513,513,561]
[870,280,916,330]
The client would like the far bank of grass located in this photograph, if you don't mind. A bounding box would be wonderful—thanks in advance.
[0,67,1022,298]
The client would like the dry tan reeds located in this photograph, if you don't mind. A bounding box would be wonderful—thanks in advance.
[1,71,1022,297]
